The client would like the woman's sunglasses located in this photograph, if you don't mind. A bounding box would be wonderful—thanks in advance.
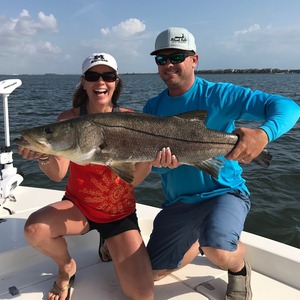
[83,71,117,82]
[155,52,195,66]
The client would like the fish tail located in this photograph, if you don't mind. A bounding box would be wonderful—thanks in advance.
[253,149,272,168]
[194,158,224,179]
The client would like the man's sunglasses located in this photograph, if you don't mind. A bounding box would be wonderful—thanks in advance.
[83,71,118,82]
[155,52,195,66]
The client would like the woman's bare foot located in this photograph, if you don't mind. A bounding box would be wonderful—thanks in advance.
[48,258,77,300]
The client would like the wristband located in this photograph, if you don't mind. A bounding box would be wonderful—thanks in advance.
[38,155,50,165]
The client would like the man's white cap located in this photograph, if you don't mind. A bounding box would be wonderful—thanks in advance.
[82,53,118,74]
[150,27,196,55]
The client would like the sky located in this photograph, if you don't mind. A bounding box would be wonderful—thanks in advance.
[1,0,300,74]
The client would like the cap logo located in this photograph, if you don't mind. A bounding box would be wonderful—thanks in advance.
[91,54,108,63]
[171,33,187,43]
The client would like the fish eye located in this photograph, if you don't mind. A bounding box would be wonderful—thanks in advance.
[44,127,54,135]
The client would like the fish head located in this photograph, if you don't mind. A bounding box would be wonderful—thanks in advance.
[15,117,108,163]
[15,121,79,157]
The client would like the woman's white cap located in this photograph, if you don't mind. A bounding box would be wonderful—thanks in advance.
[82,53,118,74]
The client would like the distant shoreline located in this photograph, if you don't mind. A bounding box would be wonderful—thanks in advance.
[195,68,300,74]
[1,68,300,76]
[123,68,300,75]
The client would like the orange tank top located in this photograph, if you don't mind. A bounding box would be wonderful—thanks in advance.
[65,163,136,223]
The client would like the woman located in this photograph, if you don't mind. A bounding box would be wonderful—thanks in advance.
[18,53,154,300]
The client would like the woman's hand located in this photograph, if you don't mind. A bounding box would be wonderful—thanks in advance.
[18,146,47,160]
[152,147,180,169]
[133,147,180,186]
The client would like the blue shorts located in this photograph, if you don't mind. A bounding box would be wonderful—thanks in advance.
[147,190,250,270]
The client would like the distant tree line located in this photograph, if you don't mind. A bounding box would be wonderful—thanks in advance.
[196,68,300,74]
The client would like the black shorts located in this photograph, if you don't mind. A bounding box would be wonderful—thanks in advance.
[62,196,140,239]
[88,210,140,239]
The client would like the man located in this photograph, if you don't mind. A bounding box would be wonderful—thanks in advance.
[143,27,300,299]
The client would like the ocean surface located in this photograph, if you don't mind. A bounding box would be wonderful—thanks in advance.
[1,73,299,248]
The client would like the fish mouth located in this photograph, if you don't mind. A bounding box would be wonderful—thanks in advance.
[14,136,30,147]
[14,134,49,153]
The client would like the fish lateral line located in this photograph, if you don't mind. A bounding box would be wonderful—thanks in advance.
[95,123,238,145]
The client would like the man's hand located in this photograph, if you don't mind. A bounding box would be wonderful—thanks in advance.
[225,128,269,164]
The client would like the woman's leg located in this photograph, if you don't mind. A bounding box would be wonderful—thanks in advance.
[106,230,154,300]
[24,200,89,300]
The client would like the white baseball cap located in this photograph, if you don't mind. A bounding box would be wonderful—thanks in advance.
[82,53,118,74]
[150,27,197,55]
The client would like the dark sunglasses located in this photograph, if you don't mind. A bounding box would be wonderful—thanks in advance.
[155,52,195,66]
[83,71,117,82]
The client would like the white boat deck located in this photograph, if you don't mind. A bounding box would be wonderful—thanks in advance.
[1,186,300,299]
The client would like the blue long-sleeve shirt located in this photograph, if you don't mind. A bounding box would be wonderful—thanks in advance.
[143,77,300,206]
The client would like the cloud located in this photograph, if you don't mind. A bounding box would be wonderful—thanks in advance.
[0,9,58,38]
[0,9,61,73]
[0,10,60,54]
[71,3,100,18]
[37,41,61,54]
[76,18,151,73]
[101,18,146,38]
[220,23,300,53]
[234,24,260,37]
[38,11,58,32]
[81,18,148,58]
[212,23,300,68]
[0,9,58,39]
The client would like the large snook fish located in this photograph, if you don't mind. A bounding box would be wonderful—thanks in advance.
[14,110,272,183]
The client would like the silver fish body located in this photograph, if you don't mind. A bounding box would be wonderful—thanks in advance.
[14,110,272,183]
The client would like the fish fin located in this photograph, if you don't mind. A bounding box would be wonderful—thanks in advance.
[173,110,208,121]
[252,149,272,168]
[108,162,135,184]
[193,158,224,179]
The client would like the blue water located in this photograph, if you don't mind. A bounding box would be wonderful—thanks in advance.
[1,73,299,248]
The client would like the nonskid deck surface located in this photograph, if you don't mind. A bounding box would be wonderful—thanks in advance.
[1,186,300,299]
